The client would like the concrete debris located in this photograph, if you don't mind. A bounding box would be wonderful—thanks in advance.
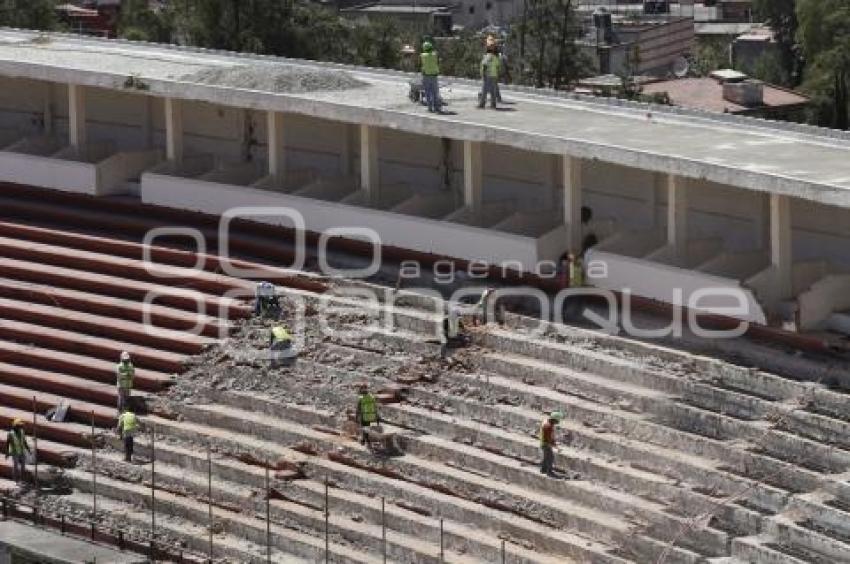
[184,65,368,94]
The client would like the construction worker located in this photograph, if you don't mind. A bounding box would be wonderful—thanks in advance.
[5,419,31,485]
[269,324,294,368]
[420,41,441,113]
[474,287,494,326]
[441,302,468,356]
[116,351,134,414]
[494,42,510,103]
[254,281,281,317]
[355,383,379,445]
[115,408,138,463]
[479,44,501,109]
[539,411,562,477]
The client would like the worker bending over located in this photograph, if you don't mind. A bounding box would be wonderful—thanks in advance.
[255,281,281,317]
[116,351,134,414]
[5,418,31,485]
[355,383,380,445]
[116,408,139,463]
[539,411,563,477]
[441,302,468,356]
[269,325,294,368]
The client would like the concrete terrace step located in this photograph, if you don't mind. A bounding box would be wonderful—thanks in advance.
[67,469,386,564]
[0,340,174,391]
[132,414,625,564]
[0,381,118,426]
[0,318,187,374]
[0,362,150,408]
[0,219,325,293]
[0,234,257,297]
[80,446,556,564]
[172,402,709,563]
[0,277,230,338]
[0,256,249,320]
[0,296,214,355]
[731,535,812,564]
[45,487,314,563]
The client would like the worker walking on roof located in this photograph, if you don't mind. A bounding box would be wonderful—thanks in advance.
[355,383,379,446]
[5,419,31,485]
[420,41,441,113]
[116,351,134,415]
[479,44,501,109]
[269,325,294,368]
[115,408,138,463]
[539,411,562,477]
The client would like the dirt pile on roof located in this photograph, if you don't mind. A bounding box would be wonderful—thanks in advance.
[184,64,368,93]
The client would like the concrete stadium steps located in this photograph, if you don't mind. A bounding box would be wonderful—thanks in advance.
[0,278,230,338]
[0,297,214,355]
[133,411,626,564]
[168,399,710,563]
[0,382,118,427]
[0,340,173,392]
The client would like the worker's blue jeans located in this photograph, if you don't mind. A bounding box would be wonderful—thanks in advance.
[540,445,554,475]
[422,75,439,112]
[480,76,498,108]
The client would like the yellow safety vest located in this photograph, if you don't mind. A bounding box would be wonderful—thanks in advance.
[119,412,138,434]
[117,362,134,389]
[358,393,378,424]
[483,54,501,78]
[421,51,440,76]
[271,326,292,343]
[6,430,26,456]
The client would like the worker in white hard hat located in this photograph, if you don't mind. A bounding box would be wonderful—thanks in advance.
[116,351,135,414]
[539,411,563,477]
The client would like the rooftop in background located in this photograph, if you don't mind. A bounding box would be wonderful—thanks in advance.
[641,76,809,115]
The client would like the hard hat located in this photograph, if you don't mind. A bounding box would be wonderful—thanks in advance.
[12,418,23,427]
[121,351,131,362]
[549,411,563,422]
[358,382,369,391]
[422,41,433,53]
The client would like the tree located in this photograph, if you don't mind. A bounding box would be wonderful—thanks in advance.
[0,0,57,31]
[796,0,850,129]
[753,0,800,86]
[118,0,172,43]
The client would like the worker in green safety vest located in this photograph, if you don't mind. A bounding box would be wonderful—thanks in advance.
[269,325,294,367]
[478,44,501,109]
[116,351,135,415]
[355,383,380,446]
[5,418,31,485]
[115,408,139,462]
[420,41,441,113]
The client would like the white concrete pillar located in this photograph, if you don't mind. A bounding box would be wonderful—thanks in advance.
[463,140,483,214]
[164,97,184,163]
[267,111,286,178]
[360,124,379,202]
[667,174,688,257]
[68,84,86,148]
[770,193,793,299]
[562,155,582,252]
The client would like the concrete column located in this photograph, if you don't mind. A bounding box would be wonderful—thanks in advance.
[68,84,86,148]
[340,123,355,176]
[267,111,286,178]
[562,155,582,252]
[360,124,379,203]
[667,174,688,257]
[164,97,184,163]
[463,140,483,215]
[770,193,793,299]
[43,83,54,136]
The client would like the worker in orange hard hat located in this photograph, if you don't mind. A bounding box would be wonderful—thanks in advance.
[5,418,31,485]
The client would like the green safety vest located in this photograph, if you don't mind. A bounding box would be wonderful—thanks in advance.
[271,326,292,343]
[6,430,26,456]
[117,362,134,389]
[570,258,584,287]
[358,393,378,424]
[421,51,440,76]
[119,412,138,434]
[483,54,501,78]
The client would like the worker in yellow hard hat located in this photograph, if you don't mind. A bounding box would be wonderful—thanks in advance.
[5,418,32,485]
[269,324,295,367]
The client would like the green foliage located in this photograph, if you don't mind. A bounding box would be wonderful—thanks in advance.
[437,33,485,79]
[118,0,172,43]
[691,37,729,77]
[753,0,799,86]
[0,0,57,31]
[749,50,789,85]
